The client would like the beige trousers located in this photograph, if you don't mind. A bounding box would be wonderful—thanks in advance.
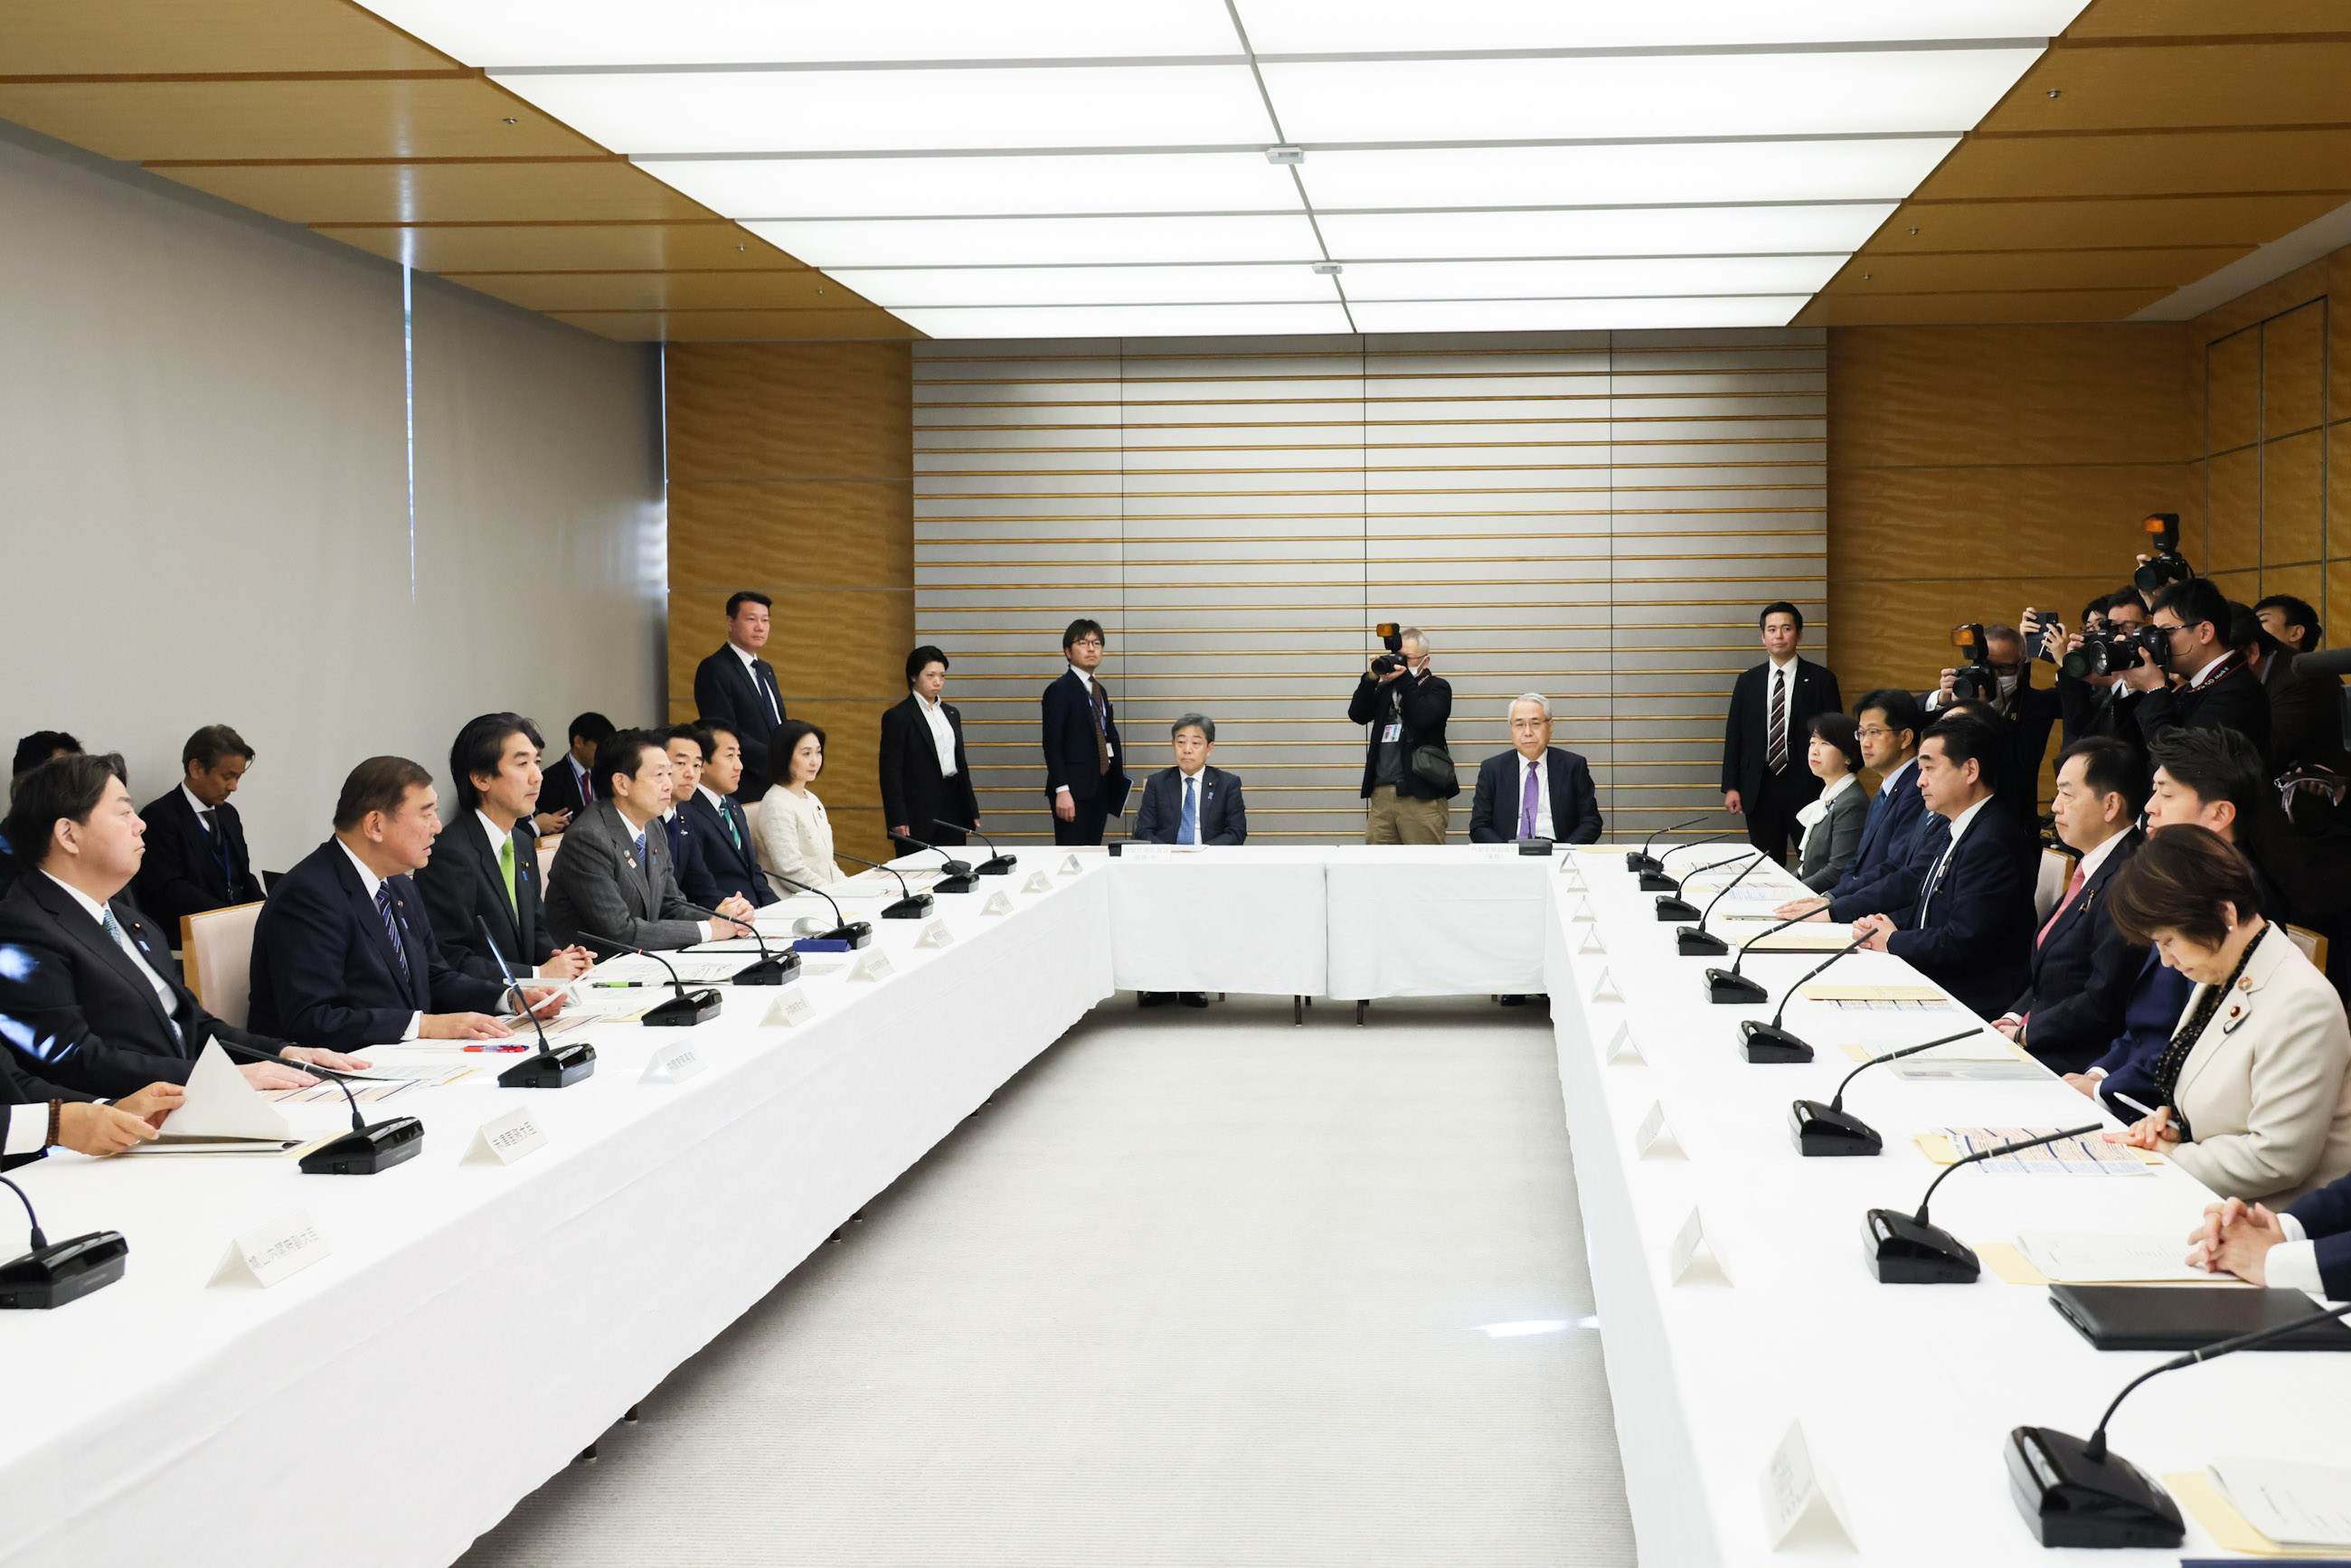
[1365,785,1449,845]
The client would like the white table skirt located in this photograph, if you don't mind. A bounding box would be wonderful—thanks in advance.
[1323,845,1552,998]
[1107,846,1328,997]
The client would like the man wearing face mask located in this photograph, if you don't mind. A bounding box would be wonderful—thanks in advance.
[1926,618,2063,835]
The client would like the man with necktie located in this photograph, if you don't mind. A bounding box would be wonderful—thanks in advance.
[1468,694,1603,845]
[1722,601,1843,865]
[131,724,267,933]
[1849,716,2034,1021]
[536,711,613,826]
[417,713,594,986]
[677,719,779,910]
[1133,714,1248,848]
[693,590,788,801]
[1041,618,1130,847]
[543,730,754,951]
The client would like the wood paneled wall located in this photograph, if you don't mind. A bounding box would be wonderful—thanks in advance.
[665,342,914,863]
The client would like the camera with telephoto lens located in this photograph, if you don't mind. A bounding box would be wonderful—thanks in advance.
[2063,622,2168,680]
[1949,624,2000,703]
[1370,621,1406,675]
[2133,512,2195,595]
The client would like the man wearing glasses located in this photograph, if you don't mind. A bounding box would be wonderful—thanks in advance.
[2119,579,2272,754]
[1043,619,1130,846]
[1926,619,2061,833]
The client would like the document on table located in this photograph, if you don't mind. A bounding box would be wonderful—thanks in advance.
[2211,1458,2351,1548]
[1946,1127,2150,1175]
[2015,1231,2211,1283]
[587,954,745,985]
[339,1063,482,1087]
[263,1079,421,1108]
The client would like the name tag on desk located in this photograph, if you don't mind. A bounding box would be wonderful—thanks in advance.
[1122,844,1172,863]
[211,1208,331,1289]
[641,1039,707,1084]
[465,1106,548,1165]
[765,989,817,1028]
[1760,1422,1858,1551]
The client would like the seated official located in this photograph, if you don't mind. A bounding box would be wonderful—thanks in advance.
[2144,726,2288,920]
[1133,713,1248,846]
[545,731,751,949]
[2106,825,2351,1204]
[882,645,981,855]
[2118,579,2271,754]
[1776,689,1937,924]
[1468,694,1600,845]
[1851,717,2033,1021]
[0,730,80,901]
[1994,738,2147,1074]
[758,721,844,891]
[659,724,725,910]
[416,713,593,986]
[1794,713,1865,892]
[132,723,267,932]
[2186,1169,2351,1299]
[0,1047,182,1167]
[677,719,776,910]
[535,711,614,827]
[0,755,354,1096]
[253,757,561,1053]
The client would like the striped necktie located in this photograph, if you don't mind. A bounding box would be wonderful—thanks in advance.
[374,883,413,992]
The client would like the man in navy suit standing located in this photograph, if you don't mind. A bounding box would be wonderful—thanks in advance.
[1722,601,1843,864]
[1132,713,1247,847]
[692,590,788,800]
[1468,694,1602,845]
[1850,716,2034,1021]
[1042,618,1129,846]
[133,723,267,931]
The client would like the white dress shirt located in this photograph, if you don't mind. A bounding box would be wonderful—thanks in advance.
[181,781,216,830]
[1876,756,1916,799]
[915,692,958,779]
[732,641,780,723]
[1056,665,1111,798]
[1511,751,1553,838]
[2264,1214,2337,1299]
[42,873,182,1044]
[1916,795,1990,921]
[337,840,422,1041]
[1761,655,1799,755]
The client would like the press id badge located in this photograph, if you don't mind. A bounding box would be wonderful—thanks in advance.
[1381,723,1402,742]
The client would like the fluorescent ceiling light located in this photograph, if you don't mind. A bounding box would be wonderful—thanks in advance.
[1298,140,1955,210]
[647,152,1302,219]
[1317,205,1895,260]
[1236,0,2086,52]
[358,0,1241,66]
[744,214,1324,269]
[1348,298,1808,333]
[833,263,1340,309]
[1257,50,2042,142]
[896,302,1356,340]
[1338,255,1843,298]
[494,63,1274,156]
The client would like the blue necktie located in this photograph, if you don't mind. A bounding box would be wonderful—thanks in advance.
[1178,776,1199,845]
[374,883,412,993]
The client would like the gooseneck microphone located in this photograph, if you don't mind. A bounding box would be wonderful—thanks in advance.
[2008,1296,2351,1548]
[1626,814,1708,874]
[214,1036,435,1163]
[1675,853,1768,952]
[1640,831,1733,891]
[1789,1028,1978,1156]
[680,902,800,986]
[893,836,977,893]
[1740,937,1867,1063]
[0,1173,126,1308]
[1702,909,1818,1002]
[936,817,1016,875]
[572,931,722,1028]
[1866,1121,2101,1283]
[1654,852,1758,922]
[478,921,602,1082]
[833,850,936,921]
[763,870,873,947]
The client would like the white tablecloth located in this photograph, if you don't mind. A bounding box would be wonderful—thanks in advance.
[1106,845,1329,997]
[1323,845,1553,998]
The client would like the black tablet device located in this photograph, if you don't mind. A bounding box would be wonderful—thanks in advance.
[2050,1284,2351,1351]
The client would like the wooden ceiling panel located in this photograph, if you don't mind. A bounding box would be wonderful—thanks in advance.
[0,0,448,75]
[0,77,600,161]
[150,159,713,225]
[1987,42,2351,135]
[1915,128,2351,202]
[1838,247,2252,293]
[546,309,921,343]
[1860,194,2350,254]
[313,222,802,272]
[1799,288,2175,326]
[444,271,893,315]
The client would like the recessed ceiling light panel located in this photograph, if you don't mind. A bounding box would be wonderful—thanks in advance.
[1235,0,2087,53]
[833,262,1342,309]
[897,302,1357,339]
[1339,255,1844,299]
[650,152,1304,219]
[1317,204,1895,260]
[1348,297,1809,333]
[744,213,1326,269]
[1298,139,1957,210]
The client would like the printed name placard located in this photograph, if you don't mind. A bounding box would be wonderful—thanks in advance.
[1761,1421,1857,1551]
[1606,1023,1645,1066]
[915,921,956,949]
[981,890,1015,916]
[464,1106,548,1166]
[1121,844,1171,863]
[1589,968,1623,1004]
[1666,1206,1732,1285]
[1022,871,1054,894]
[1568,898,1598,922]
[1058,854,1083,876]
[848,949,896,983]
[1635,1100,1683,1159]
[211,1208,331,1289]
[1472,844,1516,862]
[764,988,817,1028]
[1579,925,1607,955]
[641,1038,707,1085]
[1557,858,1586,885]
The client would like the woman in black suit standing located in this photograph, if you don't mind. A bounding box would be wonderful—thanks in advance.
[880,645,981,854]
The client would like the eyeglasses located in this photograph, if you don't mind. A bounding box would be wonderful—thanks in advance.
[1070,638,1105,649]
[1855,725,1895,741]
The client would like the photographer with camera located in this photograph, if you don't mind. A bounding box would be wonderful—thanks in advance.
[2056,587,2158,744]
[1348,624,1458,844]
[2246,594,2347,775]
[2119,578,2271,753]
[1928,620,2062,834]
[1721,601,1842,864]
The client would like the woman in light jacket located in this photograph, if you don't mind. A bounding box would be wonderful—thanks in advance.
[2109,824,2351,1204]
[758,720,843,890]
[1795,712,1867,892]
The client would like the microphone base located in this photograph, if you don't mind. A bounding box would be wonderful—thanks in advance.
[0,1230,127,1308]
[1515,836,1553,856]
[1790,1100,1883,1156]
[1704,968,1770,1004]
[1740,1022,1814,1063]
[1676,927,1730,956]
[298,1115,426,1174]
[882,893,936,921]
[977,855,1017,876]
[933,873,980,895]
[643,990,722,1028]
[1625,852,1663,874]
[729,952,802,987]
[795,921,873,949]
[1865,1208,1980,1283]
[1654,895,1701,921]
[1638,871,1680,892]
[2005,1426,2184,1549]
[497,1043,598,1088]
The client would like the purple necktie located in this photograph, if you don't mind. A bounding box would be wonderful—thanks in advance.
[1519,760,1541,839]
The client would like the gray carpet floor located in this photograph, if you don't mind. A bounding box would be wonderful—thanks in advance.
[456,995,1636,1567]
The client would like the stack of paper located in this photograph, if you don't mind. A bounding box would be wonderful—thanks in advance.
[2013,1232,2210,1283]
[2211,1459,2351,1549]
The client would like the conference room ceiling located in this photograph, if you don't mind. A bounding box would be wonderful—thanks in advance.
[1,0,2348,339]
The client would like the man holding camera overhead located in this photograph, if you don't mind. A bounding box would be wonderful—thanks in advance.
[1349,624,1459,844]
[1927,619,2062,833]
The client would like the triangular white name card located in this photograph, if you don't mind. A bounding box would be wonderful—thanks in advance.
[210,1208,331,1289]
[1569,898,1598,923]
[1579,926,1607,955]
[640,1038,707,1085]
[1666,1206,1732,1286]
[463,1106,546,1166]
[1059,854,1083,876]
[1634,1100,1684,1159]
[981,889,1015,916]
[1558,858,1585,885]
[914,921,955,949]
[1606,1023,1645,1065]
[848,949,895,983]
[1761,1421,1858,1553]
[1589,968,1622,1003]
[1023,871,1054,894]
[763,988,817,1028]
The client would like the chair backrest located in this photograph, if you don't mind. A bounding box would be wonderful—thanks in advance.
[741,799,763,865]
[181,901,264,1028]
[2286,922,2331,974]
[2034,847,2074,924]
[536,833,562,883]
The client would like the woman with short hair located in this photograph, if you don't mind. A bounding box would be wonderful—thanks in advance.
[1794,712,1865,893]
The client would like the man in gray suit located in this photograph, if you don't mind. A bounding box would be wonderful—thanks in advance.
[543,730,753,952]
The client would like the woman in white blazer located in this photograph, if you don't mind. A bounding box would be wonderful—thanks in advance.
[2109,825,2351,1204]
[758,720,844,890]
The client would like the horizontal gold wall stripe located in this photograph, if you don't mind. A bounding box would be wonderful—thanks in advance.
[918,440,1821,455]
[917,416,1825,432]
[916,511,1819,524]
[917,600,1820,614]
[916,364,1816,386]
[917,395,1818,415]
[923,645,1786,657]
[912,531,1818,545]
[919,465,1822,478]
[917,341,1811,364]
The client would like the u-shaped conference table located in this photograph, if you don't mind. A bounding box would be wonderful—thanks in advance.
[0,843,2318,1566]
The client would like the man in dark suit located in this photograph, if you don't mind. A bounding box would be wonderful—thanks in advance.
[544,731,752,950]
[1929,619,2064,835]
[0,731,81,902]
[250,757,556,1053]
[1468,694,1601,844]
[1042,618,1130,847]
[1851,716,2034,1021]
[1722,600,1843,864]
[1346,625,1459,844]
[1995,738,2148,1073]
[882,645,982,855]
[2247,594,2346,775]
[693,590,788,800]
[417,713,595,987]
[676,720,778,910]
[0,754,354,1097]
[1776,689,1937,924]
[658,724,728,910]
[132,723,268,935]
[1131,713,1248,846]
[535,711,614,827]
[2120,579,2271,754]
